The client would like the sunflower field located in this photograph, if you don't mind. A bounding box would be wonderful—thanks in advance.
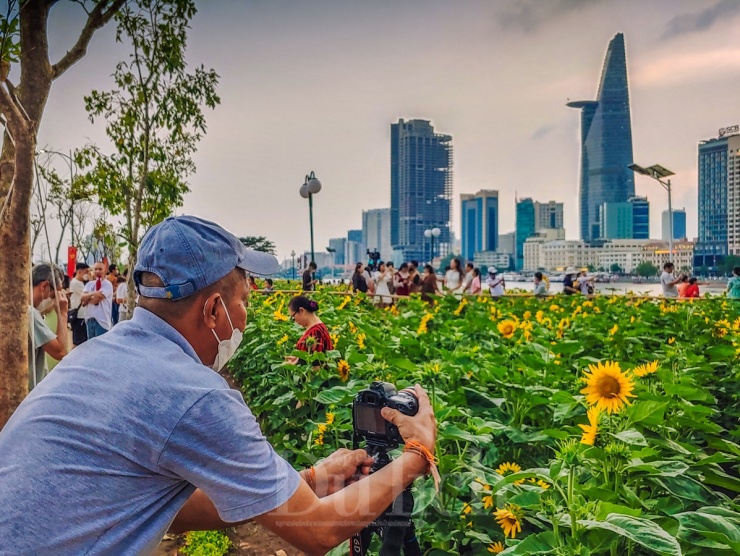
[230,290,740,555]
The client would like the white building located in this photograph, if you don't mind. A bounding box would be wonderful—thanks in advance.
[362,208,392,261]
[523,238,694,273]
[474,251,512,269]
[523,229,566,270]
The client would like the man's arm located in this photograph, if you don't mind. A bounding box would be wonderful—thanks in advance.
[44,292,69,360]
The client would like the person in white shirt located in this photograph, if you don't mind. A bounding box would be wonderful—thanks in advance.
[660,262,684,298]
[81,261,114,338]
[444,258,464,294]
[461,262,474,293]
[116,275,130,322]
[68,263,89,347]
[485,268,506,298]
[576,270,594,295]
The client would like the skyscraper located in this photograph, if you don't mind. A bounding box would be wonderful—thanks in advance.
[515,198,535,270]
[390,119,453,262]
[362,208,392,261]
[460,190,498,262]
[629,196,650,239]
[534,201,564,230]
[328,237,347,266]
[661,209,687,242]
[599,202,633,240]
[568,33,635,243]
[696,130,740,266]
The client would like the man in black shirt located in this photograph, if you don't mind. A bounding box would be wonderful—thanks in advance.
[302,262,318,291]
[562,267,579,295]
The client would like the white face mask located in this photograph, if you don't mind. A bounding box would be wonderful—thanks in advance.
[37,297,55,314]
[205,297,243,371]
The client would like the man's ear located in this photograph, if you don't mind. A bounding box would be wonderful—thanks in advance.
[202,293,222,330]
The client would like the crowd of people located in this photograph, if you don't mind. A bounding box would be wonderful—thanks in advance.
[27,259,130,391]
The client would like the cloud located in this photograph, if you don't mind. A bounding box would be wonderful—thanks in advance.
[495,0,602,32]
[662,0,740,40]
[632,47,740,88]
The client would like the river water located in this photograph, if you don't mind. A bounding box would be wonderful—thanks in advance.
[504,281,728,297]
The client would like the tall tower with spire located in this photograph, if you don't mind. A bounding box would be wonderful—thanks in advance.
[568,33,635,243]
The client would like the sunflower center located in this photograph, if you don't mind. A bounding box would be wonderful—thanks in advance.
[598,376,621,398]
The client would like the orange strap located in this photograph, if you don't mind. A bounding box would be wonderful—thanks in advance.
[303,466,316,491]
[404,440,440,492]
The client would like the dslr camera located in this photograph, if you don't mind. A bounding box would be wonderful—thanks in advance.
[353,381,418,449]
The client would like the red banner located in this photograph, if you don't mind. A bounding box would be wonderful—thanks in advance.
[67,246,78,278]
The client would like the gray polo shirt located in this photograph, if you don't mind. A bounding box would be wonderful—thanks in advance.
[27,305,56,391]
[0,308,300,555]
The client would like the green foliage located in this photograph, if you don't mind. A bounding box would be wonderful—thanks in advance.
[231,289,740,555]
[77,0,220,250]
[180,530,231,556]
[0,1,20,65]
[635,262,659,278]
[719,255,740,276]
[239,236,276,254]
[610,263,622,274]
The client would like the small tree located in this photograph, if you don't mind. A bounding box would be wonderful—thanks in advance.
[239,236,276,254]
[610,263,622,274]
[635,261,658,278]
[77,0,219,310]
[0,0,124,426]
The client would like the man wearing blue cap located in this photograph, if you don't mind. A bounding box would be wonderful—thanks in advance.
[0,215,437,555]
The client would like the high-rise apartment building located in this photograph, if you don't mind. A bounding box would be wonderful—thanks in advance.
[328,237,347,266]
[515,198,535,270]
[629,196,650,239]
[390,119,453,262]
[345,229,364,266]
[568,33,635,243]
[696,130,740,266]
[534,201,564,230]
[661,209,687,242]
[362,208,392,261]
[460,190,498,262]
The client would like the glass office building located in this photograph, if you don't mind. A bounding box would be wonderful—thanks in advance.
[629,196,650,239]
[568,33,635,243]
[460,190,499,262]
[515,198,535,270]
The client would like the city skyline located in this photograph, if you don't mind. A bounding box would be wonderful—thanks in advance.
[34,1,740,261]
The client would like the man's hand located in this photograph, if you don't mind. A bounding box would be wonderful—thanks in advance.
[381,384,437,453]
[308,448,374,498]
[55,290,69,313]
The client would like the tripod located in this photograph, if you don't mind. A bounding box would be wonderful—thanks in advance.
[350,440,422,556]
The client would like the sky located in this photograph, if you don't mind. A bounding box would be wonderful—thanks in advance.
[33,0,740,262]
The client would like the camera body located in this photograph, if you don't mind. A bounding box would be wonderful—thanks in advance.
[353,381,418,448]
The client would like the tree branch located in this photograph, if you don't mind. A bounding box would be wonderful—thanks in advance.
[51,0,126,80]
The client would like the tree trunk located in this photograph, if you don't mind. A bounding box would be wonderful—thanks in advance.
[0,2,53,428]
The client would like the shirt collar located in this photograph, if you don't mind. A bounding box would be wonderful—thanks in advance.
[129,307,202,365]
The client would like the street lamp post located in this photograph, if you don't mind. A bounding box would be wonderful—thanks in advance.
[628,163,675,261]
[290,250,296,280]
[299,171,322,265]
[424,227,441,266]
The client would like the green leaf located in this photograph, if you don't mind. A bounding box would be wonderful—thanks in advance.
[676,507,740,552]
[578,514,682,556]
[611,429,648,446]
[627,400,668,425]
[463,386,506,408]
[595,502,642,520]
[314,386,354,405]
[438,424,492,445]
[500,531,558,554]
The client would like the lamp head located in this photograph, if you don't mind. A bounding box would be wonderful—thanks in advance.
[307,176,322,194]
[299,183,310,198]
[424,229,432,238]
[432,227,441,237]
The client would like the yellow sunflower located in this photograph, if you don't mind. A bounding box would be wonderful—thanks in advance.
[578,406,601,445]
[580,361,636,414]
[633,360,659,377]
[356,333,366,349]
[276,334,289,345]
[667,337,675,345]
[609,324,618,336]
[487,541,505,553]
[337,360,350,382]
[482,494,494,509]
[495,461,522,476]
[498,319,518,339]
[494,504,523,539]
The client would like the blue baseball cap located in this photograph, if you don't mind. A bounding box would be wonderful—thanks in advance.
[134,215,279,300]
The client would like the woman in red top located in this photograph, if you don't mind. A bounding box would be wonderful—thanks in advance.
[684,277,701,298]
[285,296,333,365]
